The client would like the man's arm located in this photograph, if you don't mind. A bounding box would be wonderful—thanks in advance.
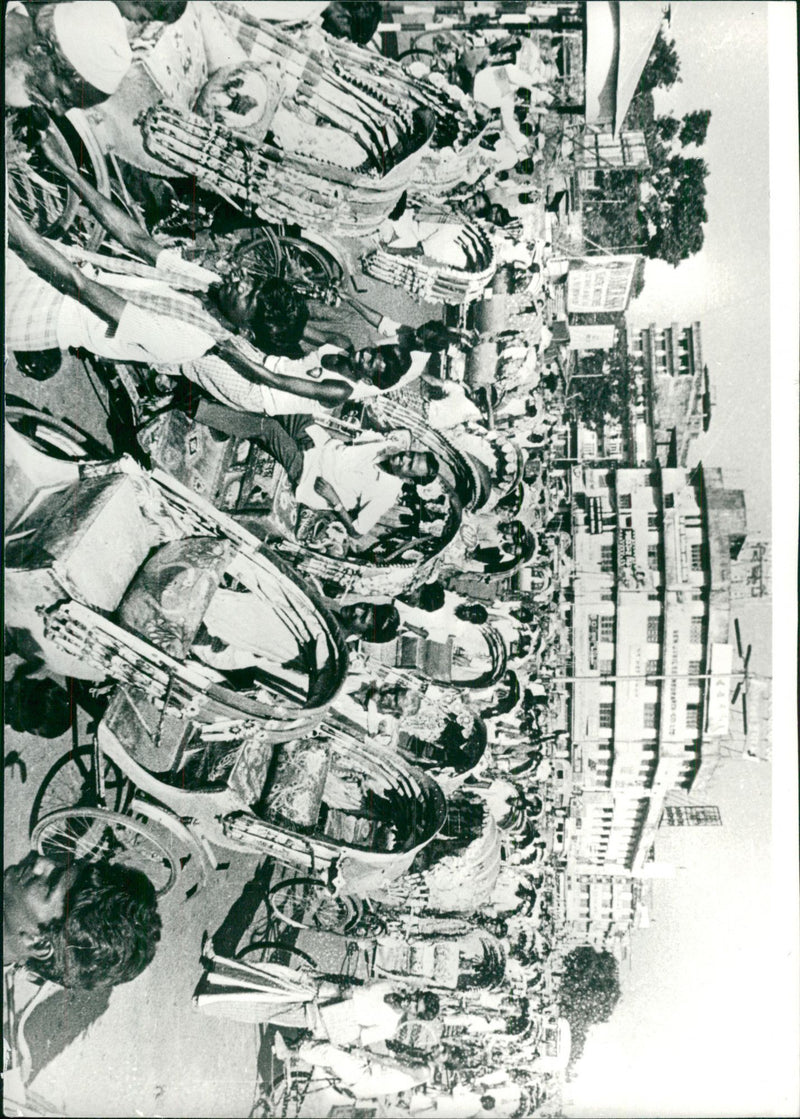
[214,341,353,407]
[37,130,161,264]
[313,477,360,537]
[8,208,127,325]
[340,294,400,337]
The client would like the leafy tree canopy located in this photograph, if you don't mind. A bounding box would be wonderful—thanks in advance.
[639,29,681,91]
[557,946,622,1066]
[679,109,712,147]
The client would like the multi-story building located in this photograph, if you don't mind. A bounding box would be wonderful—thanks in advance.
[564,462,746,880]
[628,321,710,467]
[566,320,710,469]
[558,870,640,959]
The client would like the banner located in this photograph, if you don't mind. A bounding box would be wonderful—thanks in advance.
[567,255,641,313]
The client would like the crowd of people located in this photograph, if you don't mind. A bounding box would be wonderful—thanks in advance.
[5,3,585,1115]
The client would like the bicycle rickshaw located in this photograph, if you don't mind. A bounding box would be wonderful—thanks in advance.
[260,792,504,938]
[8,416,452,897]
[361,620,507,691]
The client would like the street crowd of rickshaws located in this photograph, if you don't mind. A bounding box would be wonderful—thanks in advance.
[4,22,556,1086]
[6,349,534,934]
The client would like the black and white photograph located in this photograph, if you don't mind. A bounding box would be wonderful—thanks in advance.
[4,2,798,1117]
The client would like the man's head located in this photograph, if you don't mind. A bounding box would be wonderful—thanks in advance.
[4,852,162,990]
[213,274,308,353]
[411,990,440,1020]
[382,450,439,486]
[409,320,458,354]
[12,3,132,115]
[388,989,440,1019]
[321,1,381,45]
[4,675,72,739]
[455,603,488,626]
[351,344,412,391]
[338,602,399,643]
[418,582,446,612]
[113,0,188,24]
[374,683,421,718]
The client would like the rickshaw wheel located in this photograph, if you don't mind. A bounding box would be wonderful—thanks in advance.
[269,876,360,934]
[236,942,319,972]
[7,112,110,250]
[5,403,107,462]
[278,237,345,289]
[29,745,129,838]
[31,806,181,897]
[232,230,283,279]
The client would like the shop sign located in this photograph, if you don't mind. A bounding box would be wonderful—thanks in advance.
[567,255,641,313]
[588,615,599,670]
[706,643,733,736]
[617,528,646,588]
[568,324,617,351]
[588,496,602,534]
[665,627,681,738]
[618,528,635,564]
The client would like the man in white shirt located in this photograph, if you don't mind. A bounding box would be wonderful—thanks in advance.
[256,422,440,541]
[274,983,439,1099]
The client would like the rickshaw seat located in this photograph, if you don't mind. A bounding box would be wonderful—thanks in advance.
[5,472,160,612]
[258,738,331,830]
[102,685,194,775]
[397,634,454,683]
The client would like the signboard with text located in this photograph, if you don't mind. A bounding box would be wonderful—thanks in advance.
[567,255,642,313]
[705,642,733,736]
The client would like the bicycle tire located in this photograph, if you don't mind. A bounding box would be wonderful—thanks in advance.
[29,745,129,838]
[5,404,108,462]
[31,805,180,897]
[236,941,319,971]
[232,230,283,278]
[269,876,360,934]
[7,115,81,240]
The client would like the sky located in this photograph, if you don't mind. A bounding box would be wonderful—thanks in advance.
[564,5,798,1116]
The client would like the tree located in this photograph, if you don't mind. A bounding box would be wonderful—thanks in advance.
[568,341,631,432]
[639,29,681,91]
[679,109,712,147]
[556,946,622,1065]
[640,155,709,266]
[654,114,680,144]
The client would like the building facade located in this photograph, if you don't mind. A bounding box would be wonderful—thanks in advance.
[564,462,746,882]
[628,321,709,467]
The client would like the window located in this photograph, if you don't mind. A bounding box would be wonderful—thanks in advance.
[619,493,632,511]
[647,513,659,530]
[647,616,662,644]
[646,659,661,677]
[599,616,615,643]
[600,545,615,573]
[689,617,705,645]
[647,544,660,570]
[691,586,707,601]
[687,660,703,679]
[643,703,659,729]
[599,658,615,676]
[690,543,704,571]
[599,703,614,729]
[664,493,675,509]
[648,590,662,601]
[600,589,615,602]
[686,703,702,730]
